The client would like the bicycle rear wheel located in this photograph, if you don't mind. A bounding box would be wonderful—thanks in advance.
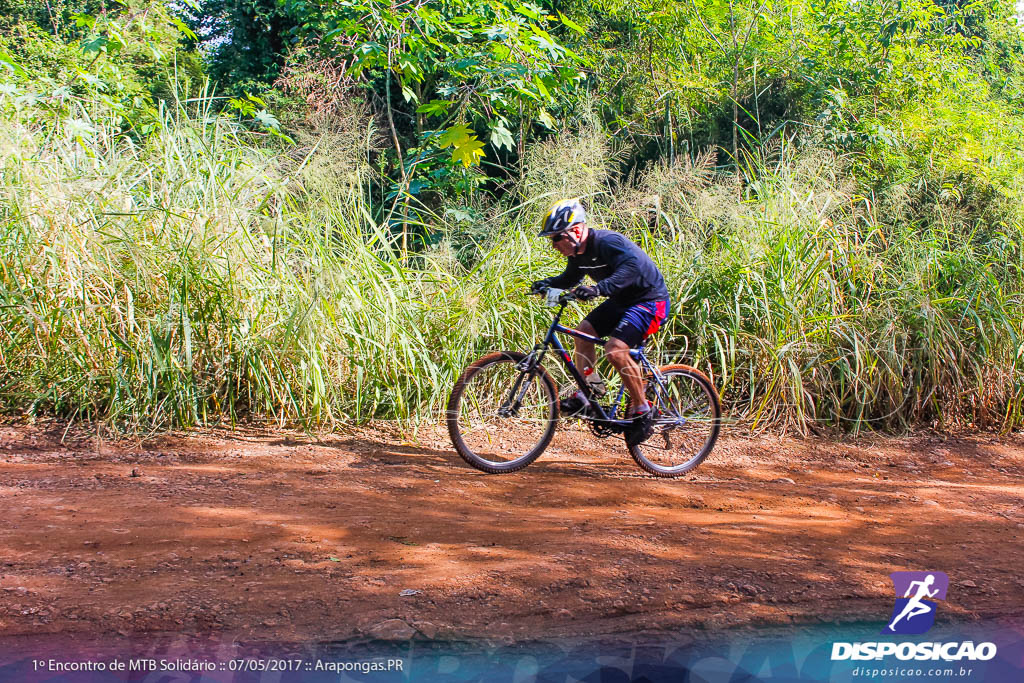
[447,351,558,473]
[628,364,721,477]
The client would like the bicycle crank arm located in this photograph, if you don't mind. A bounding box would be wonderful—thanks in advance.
[589,417,634,434]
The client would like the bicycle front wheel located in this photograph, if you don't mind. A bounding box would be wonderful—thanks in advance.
[628,364,721,477]
[447,351,558,474]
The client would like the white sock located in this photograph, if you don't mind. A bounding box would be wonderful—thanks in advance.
[631,402,651,416]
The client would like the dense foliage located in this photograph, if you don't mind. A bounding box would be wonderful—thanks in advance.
[2,0,1024,433]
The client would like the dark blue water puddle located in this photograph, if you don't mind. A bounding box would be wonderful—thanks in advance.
[1,619,1021,683]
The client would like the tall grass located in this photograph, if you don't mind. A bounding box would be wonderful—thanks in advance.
[623,146,1024,433]
[2,84,1023,433]
[0,84,559,429]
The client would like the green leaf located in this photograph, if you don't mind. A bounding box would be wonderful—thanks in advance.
[490,121,515,151]
[64,117,97,141]
[451,136,485,167]
[226,96,256,116]
[81,34,110,54]
[484,25,509,41]
[76,70,105,90]
[537,110,556,129]
[451,57,481,74]
[416,100,451,116]
[557,11,584,34]
[72,13,95,29]
[397,55,422,81]
[170,16,197,41]
[533,75,550,100]
[254,109,280,131]
[0,51,26,78]
[530,28,561,57]
[515,3,540,20]
[438,124,474,148]
[491,42,512,60]
[514,85,540,102]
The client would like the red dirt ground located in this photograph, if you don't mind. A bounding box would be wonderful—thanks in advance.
[1,421,1022,645]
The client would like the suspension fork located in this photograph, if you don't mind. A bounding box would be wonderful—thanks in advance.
[504,302,565,413]
[498,345,548,417]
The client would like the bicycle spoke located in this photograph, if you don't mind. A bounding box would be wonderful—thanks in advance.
[450,355,556,468]
[628,367,720,476]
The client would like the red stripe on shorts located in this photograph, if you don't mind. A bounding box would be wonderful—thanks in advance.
[644,300,668,337]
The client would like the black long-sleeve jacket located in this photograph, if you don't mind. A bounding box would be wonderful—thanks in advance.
[543,229,669,304]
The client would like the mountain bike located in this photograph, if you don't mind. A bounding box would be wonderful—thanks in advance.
[446,289,721,477]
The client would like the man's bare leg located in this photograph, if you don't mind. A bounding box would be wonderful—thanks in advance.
[605,336,647,413]
[573,320,599,376]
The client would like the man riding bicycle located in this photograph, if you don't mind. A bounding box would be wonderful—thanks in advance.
[531,198,671,447]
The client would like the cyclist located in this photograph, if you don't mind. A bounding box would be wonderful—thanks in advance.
[531,198,671,447]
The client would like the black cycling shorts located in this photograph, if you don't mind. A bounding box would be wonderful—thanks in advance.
[583,298,670,348]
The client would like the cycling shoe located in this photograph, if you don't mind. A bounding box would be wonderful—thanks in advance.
[625,407,655,447]
[559,394,589,418]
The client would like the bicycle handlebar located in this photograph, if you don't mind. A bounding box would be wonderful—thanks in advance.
[530,286,579,305]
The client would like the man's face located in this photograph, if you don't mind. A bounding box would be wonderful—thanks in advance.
[549,223,586,256]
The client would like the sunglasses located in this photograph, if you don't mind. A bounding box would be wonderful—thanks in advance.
[550,232,570,244]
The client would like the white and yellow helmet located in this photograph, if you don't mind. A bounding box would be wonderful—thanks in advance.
[539,198,586,237]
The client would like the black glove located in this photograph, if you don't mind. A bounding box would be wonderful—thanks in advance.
[530,279,551,295]
[574,285,600,301]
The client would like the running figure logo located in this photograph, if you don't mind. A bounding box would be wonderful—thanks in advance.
[882,571,949,635]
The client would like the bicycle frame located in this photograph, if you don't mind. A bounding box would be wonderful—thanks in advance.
[514,299,673,426]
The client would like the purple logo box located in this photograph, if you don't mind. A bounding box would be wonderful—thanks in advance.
[882,571,950,635]
[891,571,949,601]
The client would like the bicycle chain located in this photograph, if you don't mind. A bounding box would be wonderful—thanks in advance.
[588,419,617,439]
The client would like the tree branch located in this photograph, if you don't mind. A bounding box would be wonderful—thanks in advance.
[687,0,727,54]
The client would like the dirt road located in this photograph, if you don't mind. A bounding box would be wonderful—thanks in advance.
[1,422,1022,644]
